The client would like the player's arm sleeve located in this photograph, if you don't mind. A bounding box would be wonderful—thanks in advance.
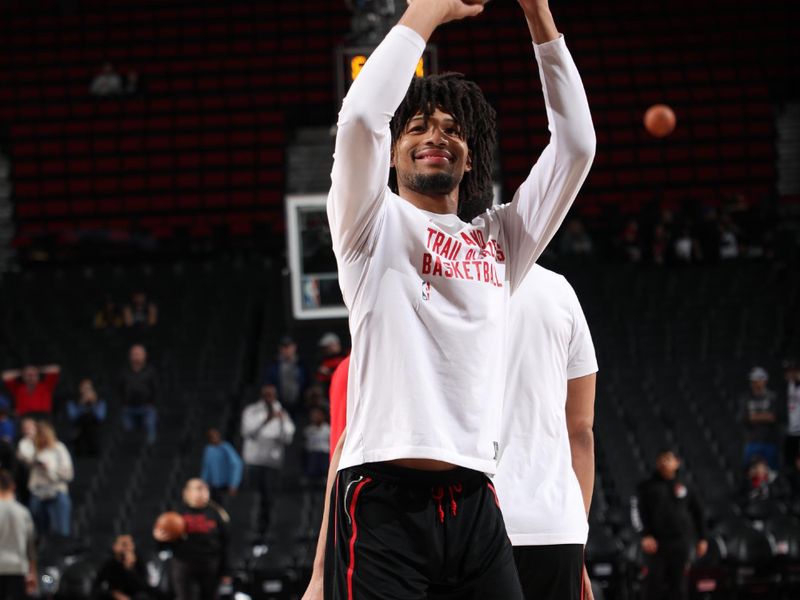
[327,25,426,259]
[495,35,595,291]
[566,281,598,379]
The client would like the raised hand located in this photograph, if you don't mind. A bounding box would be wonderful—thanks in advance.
[400,0,485,41]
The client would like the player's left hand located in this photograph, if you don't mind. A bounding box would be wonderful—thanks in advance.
[582,565,594,600]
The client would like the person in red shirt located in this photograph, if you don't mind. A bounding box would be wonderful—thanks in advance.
[314,333,346,390]
[328,355,349,457]
[2,364,60,417]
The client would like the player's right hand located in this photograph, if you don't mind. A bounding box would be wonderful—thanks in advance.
[641,535,658,554]
[407,0,486,25]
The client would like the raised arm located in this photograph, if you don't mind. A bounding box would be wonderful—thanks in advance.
[2,368,21,382]
[327,0,484,259]
[497,0,595,291]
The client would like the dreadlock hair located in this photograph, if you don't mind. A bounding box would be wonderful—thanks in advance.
[389,72,497,223]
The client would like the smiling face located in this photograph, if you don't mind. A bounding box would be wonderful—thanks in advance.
[392,108,472,208]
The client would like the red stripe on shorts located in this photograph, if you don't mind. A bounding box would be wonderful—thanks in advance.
[486,481,501,508]
[333,473,340,548]
[347,477,372,600]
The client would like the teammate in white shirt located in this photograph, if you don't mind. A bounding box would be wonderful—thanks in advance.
[494,265,598,600]
[304,0,595,598]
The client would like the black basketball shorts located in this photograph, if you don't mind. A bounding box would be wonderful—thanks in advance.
[513,544,585,600]
[323,462,523,600]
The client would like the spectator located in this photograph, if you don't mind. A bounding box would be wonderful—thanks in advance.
[673,225,698,263]
[741,366,780,470]
[718,214,740,259]
[619,218,642,263]
[94,296,123,330]
[0,470,37,600]
[240,385,295,538]
[200,428,243,506]
[303,406,330,479]
[123,291,158,329]
[636,449,707,600]
[89,62,123,97]
[125,70,141,96]
[263,336,307,417]
[328,356,350,457]
[93,534,157,600]
[154,479,230,600]
[303,383,327,414]
[0,395,15,443]
[0,432,16,476]
[315,333,345,389]
[119,344,159,444]
[651,222,670,265]
[559,218,594,257]
[784,453,800,497]
[741,456,789,502]
[2,364,61,417]
[65,378,106,457]
[28,421,73,537]
[784,358,800,466]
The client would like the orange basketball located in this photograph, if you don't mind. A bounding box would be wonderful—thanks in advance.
[154,511,186,541]
[644,104,676,138]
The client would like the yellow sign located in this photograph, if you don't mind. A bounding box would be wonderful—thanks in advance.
[350,55,367,81]
[351,56,425,81]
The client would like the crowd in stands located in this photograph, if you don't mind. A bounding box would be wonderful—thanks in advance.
[0,265,797,598]
[0,322,345,597]
[737,359,800,501]
[89,62,141,98]
[555,193,781,265]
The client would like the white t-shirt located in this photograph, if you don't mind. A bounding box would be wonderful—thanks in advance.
[329,26,595,474]
[305,423,331,454]
[494,265,598,546]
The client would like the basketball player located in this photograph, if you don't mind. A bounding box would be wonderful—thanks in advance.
[493,265,598,600]
[305,0,595,597]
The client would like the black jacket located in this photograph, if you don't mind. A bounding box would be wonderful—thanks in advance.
[93,555,151,599]
[118,365,159,406]
[637,472,706,543]
[171,503,229,575]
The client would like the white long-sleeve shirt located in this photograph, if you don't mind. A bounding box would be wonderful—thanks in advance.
[329,25,595,474]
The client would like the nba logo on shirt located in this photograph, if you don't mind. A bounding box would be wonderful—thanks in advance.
[421,281,431,301]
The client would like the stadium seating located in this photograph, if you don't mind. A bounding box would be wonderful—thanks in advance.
[1,0,797,245]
